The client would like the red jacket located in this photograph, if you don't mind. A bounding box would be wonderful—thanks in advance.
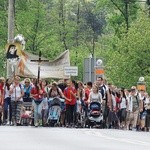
[116,96,121,111]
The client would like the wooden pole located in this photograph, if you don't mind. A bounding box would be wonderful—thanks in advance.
[8,0,15,43]
[31,51,49,83]
[7,0,15,78]
[37,51,41,83]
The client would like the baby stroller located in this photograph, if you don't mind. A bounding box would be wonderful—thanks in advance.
[20,101,33,126]
[47,97,65,127]
[85,101,103,128]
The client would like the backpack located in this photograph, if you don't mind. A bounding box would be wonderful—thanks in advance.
[130,95,139,111]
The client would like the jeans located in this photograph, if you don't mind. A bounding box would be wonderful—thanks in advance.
[32,99,43,126]
[4,97,12,122]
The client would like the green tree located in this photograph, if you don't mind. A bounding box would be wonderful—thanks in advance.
[98,14,150,92]
[0,0,8,76]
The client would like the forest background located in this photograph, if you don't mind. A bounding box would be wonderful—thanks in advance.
[0,0,150,92]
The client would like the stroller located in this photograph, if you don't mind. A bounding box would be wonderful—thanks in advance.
[47,97,65,127]
[85,101,103,128]
[20,101,33,126]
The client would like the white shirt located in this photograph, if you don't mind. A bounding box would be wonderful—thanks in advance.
[4,86,11,98]
[139,93,145,101]
[10,84,23,101]
[145,97,150,104]
[120,97,127,109]
[128,96,133,112]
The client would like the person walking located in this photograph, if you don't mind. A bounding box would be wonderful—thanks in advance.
[0,77,5,125]
[126,88,142,131]
[84,82,92,117]
[10,76,24,126]
[64,80,77,127]
[3,78,12,125]
[41,79,49,126]
[23,78,32,102]
[145,93,150,132]
[31,79,45,127]
[119,89,128,129]
[96,77,110,128]
[88,84,102,103]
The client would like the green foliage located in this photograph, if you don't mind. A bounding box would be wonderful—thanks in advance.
[0,0,149,93]
[119,15,150,91]
[98,14,150,92]
[0,0,8,76]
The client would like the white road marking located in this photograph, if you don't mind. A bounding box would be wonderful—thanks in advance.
[84,129,150,146]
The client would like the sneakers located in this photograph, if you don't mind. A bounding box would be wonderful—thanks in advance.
[6,121,12,126]
[132,127,137,131]
[35,123,39,127]
[38,120,42,126]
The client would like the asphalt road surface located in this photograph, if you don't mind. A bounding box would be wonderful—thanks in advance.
[0,126,150,150]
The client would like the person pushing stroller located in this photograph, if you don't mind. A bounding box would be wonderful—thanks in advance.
[86,84,103,128]
[47,82,67,126]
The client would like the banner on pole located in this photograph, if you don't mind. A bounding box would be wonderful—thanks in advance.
[16,50,70,79]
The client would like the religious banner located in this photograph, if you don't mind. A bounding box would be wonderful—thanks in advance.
[6,34,26,78]
[16,50,70,79]
[6,42,23,77]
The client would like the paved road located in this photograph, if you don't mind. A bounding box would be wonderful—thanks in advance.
[0,126,150,150]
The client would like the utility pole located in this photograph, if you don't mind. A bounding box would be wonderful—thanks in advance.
[8,0,15,43]
[7,0,15,78]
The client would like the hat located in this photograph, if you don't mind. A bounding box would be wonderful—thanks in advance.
[52,81,57,86]
[0,77,5,81]
[131,86,136,90]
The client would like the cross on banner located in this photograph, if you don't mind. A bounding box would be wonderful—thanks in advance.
[31,51,49,83]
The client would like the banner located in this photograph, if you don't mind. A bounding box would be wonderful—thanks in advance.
[17,50,70,79]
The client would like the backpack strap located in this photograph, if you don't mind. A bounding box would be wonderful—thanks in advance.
[135,95,139,107]
[57,88,62,98]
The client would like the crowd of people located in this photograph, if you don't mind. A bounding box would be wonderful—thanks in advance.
[0,75,150,131]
